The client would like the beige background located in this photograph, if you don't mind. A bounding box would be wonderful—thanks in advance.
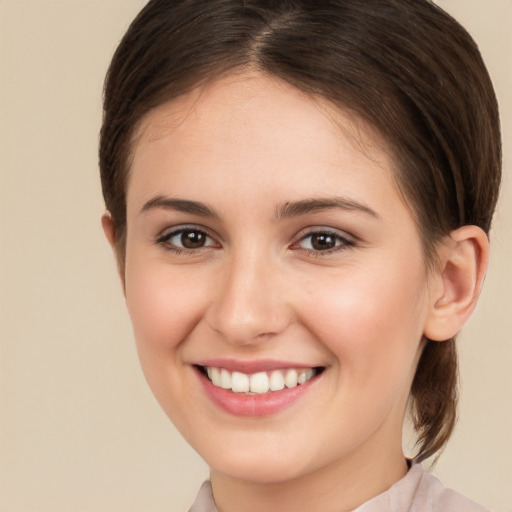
[0,1,510,511]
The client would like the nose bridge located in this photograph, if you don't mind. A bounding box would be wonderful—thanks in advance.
[207,244,289,344]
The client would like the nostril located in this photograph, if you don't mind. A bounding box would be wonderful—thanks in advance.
[255,331,277,339]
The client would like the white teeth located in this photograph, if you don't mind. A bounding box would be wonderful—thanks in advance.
[269,370,285,391]
[250,372,270,394]
[203,366,318,394]
[210,367,220,386]
[220,368,231,389]
[284,369,298,388]
[231,371,250,392]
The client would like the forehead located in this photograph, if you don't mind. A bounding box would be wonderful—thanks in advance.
[127,71,403,218]
[132,71,392,169]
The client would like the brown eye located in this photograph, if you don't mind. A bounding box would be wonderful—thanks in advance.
[310,233,337,251]
[181,230,207,249]
[294,230,354,254]
[157,227,217,251]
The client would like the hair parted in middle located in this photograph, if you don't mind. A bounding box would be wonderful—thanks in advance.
[99,0,501,462]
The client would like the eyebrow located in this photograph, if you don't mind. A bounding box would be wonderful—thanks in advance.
[140,195,379,221]
[140,196,220,218]
[276,197,379,220]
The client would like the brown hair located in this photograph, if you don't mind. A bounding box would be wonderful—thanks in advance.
[99,0,501,462]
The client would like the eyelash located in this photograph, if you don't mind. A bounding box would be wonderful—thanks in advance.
[155,226,356,257]
[291,229,356,257]
[155,226,218,254]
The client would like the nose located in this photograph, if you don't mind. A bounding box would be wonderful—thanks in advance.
[206,249,291,346]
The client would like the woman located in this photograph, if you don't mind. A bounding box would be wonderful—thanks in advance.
[99,1,501,510]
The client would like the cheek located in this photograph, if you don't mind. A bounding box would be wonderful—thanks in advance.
[122,255,212,423]
[124,257,208,353]
[297,259,428,379]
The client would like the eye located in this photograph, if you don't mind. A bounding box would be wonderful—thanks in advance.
[293,229,355,254]
[157,227,217,251]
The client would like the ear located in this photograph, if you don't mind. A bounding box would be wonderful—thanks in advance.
[101,211,116,248]
[423,225,489,342]
[101,211,126,293]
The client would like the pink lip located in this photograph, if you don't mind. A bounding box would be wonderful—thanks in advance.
[195,358,316,374]
[194,365,321,418]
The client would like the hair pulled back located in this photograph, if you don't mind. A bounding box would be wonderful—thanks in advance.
[99,0,501,462]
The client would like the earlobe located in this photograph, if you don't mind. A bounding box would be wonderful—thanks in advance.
[423,225,489,342]
[101,211,116,248]
[101,211,126,294]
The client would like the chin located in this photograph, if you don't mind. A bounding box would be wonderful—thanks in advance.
[212,459,306,485]
[202,441,319,484]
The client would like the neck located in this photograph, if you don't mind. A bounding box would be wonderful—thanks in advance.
[210,437,408,512]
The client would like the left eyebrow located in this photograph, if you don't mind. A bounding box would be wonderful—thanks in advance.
[140,196,220,218]
[276,197,380,220]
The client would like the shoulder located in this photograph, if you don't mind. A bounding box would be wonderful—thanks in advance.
[355,464,490,512]
[189,466,490,512]
[414,465,490,512]
[188,480,217,512]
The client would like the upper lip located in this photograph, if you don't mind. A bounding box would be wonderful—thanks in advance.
[194,358,323,374]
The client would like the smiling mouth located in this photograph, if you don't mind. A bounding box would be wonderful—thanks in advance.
[196,365,324,395]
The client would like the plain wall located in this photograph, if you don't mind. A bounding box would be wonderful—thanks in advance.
[0,1,510,511]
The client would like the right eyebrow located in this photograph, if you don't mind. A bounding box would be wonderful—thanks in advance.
[276,196,379,220]
[140,196,220,219]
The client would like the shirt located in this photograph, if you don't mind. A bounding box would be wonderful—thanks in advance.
[188,464,489,511]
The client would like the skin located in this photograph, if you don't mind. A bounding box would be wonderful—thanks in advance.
[103,72,488,512]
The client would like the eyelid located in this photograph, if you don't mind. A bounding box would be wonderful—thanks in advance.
[153,224,356,256]
[290,227,356,254]
[155,224,220,251]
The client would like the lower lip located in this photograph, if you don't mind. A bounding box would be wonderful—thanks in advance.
[196,368,319,417]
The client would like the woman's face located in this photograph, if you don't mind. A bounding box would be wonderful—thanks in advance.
[122,73,435,484]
